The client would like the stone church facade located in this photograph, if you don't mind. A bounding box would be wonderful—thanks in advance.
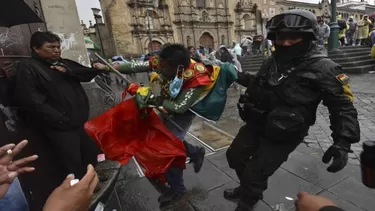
[99,0,369,56]
[100,0,263,56]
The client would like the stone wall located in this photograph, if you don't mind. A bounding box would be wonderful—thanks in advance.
[100,0,138,56]
[40,0,90,66]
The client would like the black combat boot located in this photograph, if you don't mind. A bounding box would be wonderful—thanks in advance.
[224,186,242,200]
[191,147,205,173]
[158,189,184,206]
[234,198,260,211]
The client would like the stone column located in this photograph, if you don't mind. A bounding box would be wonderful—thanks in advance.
[40,0,90,66]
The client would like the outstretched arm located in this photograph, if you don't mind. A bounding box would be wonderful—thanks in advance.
[116,61,152,74]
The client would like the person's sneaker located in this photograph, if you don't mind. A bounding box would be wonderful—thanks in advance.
[158,190,184,206]
[224,186,242,201]
[234,198,259,211]
[191,147,205,173]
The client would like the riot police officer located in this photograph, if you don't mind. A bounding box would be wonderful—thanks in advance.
[224,9,360,211]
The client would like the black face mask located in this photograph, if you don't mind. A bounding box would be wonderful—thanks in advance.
[274,40,312,62]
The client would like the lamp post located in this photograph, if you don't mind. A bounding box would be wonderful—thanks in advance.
[91,8,106,57]
[328,0,339,51]
[146,0,159,53]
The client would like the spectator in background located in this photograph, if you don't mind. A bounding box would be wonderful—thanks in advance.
[188,46,201,61]
[346,16,357,46]
[337,15,349,46]
[233,42,243,57]
[240,36,252,56]
[356,14,372,46]
[369,27,375,46]
[316,16,330,47]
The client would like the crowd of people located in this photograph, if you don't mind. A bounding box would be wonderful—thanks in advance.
[317,14,375,47]
[0,8,366,211]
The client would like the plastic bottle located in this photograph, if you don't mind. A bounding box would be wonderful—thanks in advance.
[360,141,375,188]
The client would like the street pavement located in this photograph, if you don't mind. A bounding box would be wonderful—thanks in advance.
[103,73,375,211]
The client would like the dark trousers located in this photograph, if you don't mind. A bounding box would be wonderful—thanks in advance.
[44,127,102,179]
[18,126,101,210]
[226,124,302,199]
[163,111,201,193]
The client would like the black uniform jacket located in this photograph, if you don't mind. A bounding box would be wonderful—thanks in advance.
[237,44,360,146]
[13,57,101,130]
[12,56,103,210]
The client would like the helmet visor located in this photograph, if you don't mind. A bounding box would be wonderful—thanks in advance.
[266,14,313,29]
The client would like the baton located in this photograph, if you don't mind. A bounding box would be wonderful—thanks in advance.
[94,53,185,132]
[94,53,132,84]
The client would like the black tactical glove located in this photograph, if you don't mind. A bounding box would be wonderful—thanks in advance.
[322,142,352,173]
[237,102,254,122]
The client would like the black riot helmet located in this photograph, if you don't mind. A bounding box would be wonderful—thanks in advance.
[266,9,318,41]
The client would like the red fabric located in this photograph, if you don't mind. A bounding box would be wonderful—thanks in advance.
[84,98,186,179]
[126,83,140,96]
[182,75,212,89]
[182,62,213,89]
[149,56,159,69]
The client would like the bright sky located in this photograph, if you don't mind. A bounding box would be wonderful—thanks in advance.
[76,0,102,26]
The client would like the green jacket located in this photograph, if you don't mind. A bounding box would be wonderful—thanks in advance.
[117,61,204,114]
[162,86,205,114]
[117,61,151,74]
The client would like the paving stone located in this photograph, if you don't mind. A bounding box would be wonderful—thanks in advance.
[206,151,239,182]
[295,143,324,159]
[116,158,141,187]
[116,176,191,211]
[263,168,322,210]
[348,158,361,165]
[206,151,228,168]
[186,181,272,211]
[328,177,375,211]
[183,158,233,196]
[254,201,274,211]
[281,151,349,189]
[116,177,163,211]
[160,202,195,211]
[186,181,239,211]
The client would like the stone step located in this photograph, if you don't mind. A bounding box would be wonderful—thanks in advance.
[242,56,264,61]
[242,60,264,66]
[329,50,371,59]
[344,64,375,73]
[328,47,371,55]
[331,54,373,63]
[243,66,261,72]
[340,45,371,49]
[328,48,371,57]
[242,63,261,67]
[339,59,375,68]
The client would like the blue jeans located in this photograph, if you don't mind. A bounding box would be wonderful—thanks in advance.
[0,178,28,211]
[163,111,201,193]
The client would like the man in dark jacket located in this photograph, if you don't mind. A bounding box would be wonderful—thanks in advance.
[13,31,104,209]
[224,10,360,210]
